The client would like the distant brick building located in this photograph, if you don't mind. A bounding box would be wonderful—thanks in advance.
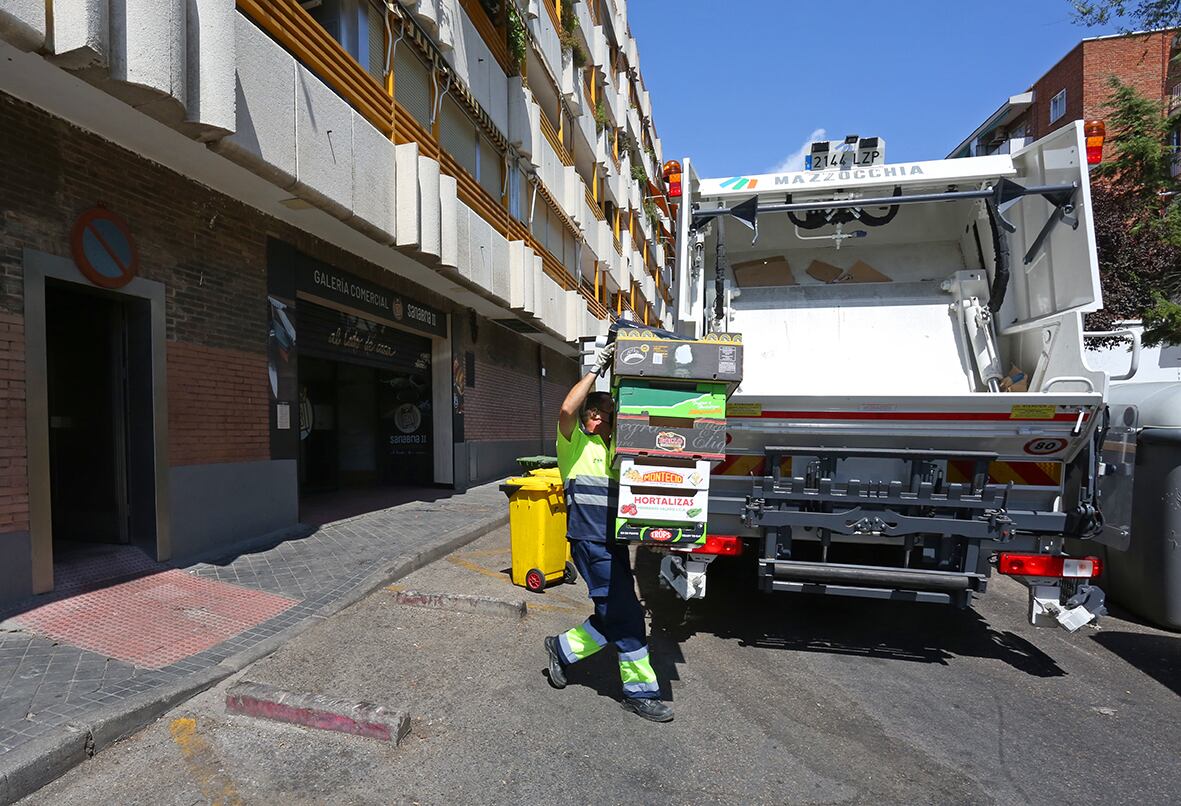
[950,29,1181,164]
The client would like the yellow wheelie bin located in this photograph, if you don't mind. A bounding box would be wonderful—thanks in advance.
[500,472,576,593]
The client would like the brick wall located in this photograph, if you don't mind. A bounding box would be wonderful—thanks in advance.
[1015,32,1176,161]
[460,319,580,444]
[1027,44,1085,142]
[0,313,28,533]
[167,342,270,466]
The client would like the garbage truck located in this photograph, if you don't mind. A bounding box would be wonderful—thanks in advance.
[648,122,1121,630]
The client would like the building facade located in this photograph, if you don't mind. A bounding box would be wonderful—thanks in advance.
[0,0,676,604]
[949,28,1181,166]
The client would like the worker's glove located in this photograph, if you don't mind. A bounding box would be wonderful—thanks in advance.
[593,342,616,376]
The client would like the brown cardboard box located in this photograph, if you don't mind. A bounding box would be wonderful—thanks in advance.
[999,365,1029,392]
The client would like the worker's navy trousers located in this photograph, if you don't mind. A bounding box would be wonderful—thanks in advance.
[557,539,659,699]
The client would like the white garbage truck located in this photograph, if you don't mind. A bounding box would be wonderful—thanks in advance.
[656,122,1125,630]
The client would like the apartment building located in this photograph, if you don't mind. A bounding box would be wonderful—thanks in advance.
[0,0,676,603]
[949,28,1181,165]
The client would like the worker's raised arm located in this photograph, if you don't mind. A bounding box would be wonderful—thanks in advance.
[558,343,615,440]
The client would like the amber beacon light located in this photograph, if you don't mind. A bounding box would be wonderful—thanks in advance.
[663,160,682,198]
[1084,120,1105,165]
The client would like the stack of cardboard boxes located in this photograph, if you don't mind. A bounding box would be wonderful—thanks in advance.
[611,330,743,547]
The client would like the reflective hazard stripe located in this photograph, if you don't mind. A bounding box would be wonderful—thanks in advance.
[559,621,607,663]
[618,647,658,695]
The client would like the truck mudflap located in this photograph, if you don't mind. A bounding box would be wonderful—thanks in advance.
[1026,581,1108,631]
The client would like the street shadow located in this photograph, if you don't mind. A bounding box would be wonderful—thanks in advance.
[1090,631,1181,697]
[299,484,463,527]
[633,549,1066,684]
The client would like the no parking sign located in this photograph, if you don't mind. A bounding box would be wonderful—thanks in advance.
[70,207,139,289]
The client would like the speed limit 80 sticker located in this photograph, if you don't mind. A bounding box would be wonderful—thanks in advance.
[1024,437,1069,456]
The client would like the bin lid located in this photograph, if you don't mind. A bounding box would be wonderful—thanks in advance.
[504,475,561,491]
[528,467,562,479]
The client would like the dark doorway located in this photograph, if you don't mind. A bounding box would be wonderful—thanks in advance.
[296,306,435,503]
[45,281,155,550]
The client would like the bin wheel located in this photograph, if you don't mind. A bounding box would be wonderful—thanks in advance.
[563,561,578,585]
[524,568,547,593]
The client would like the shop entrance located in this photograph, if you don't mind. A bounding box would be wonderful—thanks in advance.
[297,303,435,500]
[44,280,155,550]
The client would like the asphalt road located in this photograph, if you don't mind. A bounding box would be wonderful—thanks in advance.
[22,527,1181,805]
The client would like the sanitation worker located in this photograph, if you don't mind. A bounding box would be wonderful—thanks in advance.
[543,342,673,722]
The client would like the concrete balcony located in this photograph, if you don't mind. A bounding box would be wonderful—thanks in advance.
[528,4,563,86]
[610,72,628,123]
[590,24,608,76]
[626,103,642,144]
[0,0,235,139]
[594,129,609,164]
[536,123,566,206]
[571,80,598,158]
[561,165,582,225]
[611,250,628,291]
[216,16,406,248]
[640,88,652,121]
[508,77,542,163]
[574,1,594,54]
[444,5,509,136]
[560,48,578,106]
[604,158,626,206]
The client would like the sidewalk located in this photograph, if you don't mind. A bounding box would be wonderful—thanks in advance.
[0,482,507,799]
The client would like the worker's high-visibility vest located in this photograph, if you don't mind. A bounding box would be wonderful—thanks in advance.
[556,425,618,542]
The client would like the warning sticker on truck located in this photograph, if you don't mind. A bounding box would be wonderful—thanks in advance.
[1010,405,1057,420]
[727,403,762,417]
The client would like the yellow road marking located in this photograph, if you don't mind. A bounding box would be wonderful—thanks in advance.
[169,717,243,806]
[455,547,511,559]
[446,554,511,581]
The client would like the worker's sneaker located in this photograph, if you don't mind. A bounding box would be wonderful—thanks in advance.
[621,697,673,723]
[543,636,567,689]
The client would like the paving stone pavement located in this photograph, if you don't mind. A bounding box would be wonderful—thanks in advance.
[0,483,506,758]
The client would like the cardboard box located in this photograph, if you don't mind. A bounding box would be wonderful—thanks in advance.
[615,519,707,546]
[613,331,743,385]
[617,487,709,523]
[618,459,711,490]
[613,416,726,462]
[616,381,728,420]
[999,365,1029,393]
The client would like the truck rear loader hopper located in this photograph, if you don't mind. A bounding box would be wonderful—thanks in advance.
[664,122,1120,630]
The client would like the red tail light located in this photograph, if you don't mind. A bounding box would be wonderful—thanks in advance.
[692,535,742,556]
[997,552,1102,578]
[1084,120,1105,165]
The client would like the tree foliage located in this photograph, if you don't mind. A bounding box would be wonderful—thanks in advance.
[1072,0,1181,30]
[1085,77,1181,346]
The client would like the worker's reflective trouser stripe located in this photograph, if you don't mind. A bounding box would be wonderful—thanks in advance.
[618,646,659,697]
[558,619,608,664]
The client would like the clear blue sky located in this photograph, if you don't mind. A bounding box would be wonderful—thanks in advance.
[627,0,1119,177]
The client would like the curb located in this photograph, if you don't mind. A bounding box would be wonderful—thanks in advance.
[225,682,410,744]
[0,511,507,805]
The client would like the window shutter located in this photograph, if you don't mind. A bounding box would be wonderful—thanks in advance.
[395,46,432,129]
[479,136,503,201]
[440,96,477,176]
[365,2,385,82]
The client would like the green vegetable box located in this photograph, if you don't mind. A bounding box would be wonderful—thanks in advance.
[615,381,728,420]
